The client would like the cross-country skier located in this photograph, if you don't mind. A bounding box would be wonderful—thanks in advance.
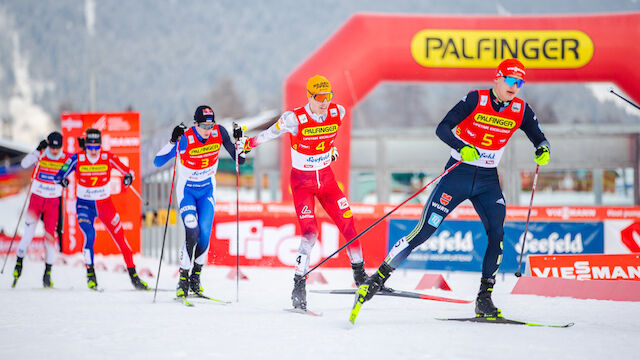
[241,75,368,311]
[352,59,551,319]
[55,128,148,290]
[154,105,246,299]
[12,132,69,288]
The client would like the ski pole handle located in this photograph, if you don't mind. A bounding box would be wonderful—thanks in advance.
[232,122,245,140]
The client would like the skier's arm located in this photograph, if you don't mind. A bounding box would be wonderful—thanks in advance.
[520,104,551,165]
[435,91,479,151]
[109,153,132,176]
[153,140,181,167]
[20,150,41,169]
[220,126,245,164]
[155,124,188,167]
[519,104,550,149]
[244,111,298,152]
[54,154,77,184]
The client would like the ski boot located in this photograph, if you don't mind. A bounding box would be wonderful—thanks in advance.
[354,263,394,305]
[351,262,367,287]
[176,268,189,299]
[475,278,501,318]
[350,263,394,323]
[128,267,149,290]
[291,275,307,310]
[12,256,23,288]
[43,264,53,288]
[86,265,98,290]
[189,263,204,296]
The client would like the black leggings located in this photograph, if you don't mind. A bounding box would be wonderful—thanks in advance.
[385,158,506,279]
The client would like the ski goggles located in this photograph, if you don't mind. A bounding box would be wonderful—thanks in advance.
[198,122,215,130]
[309,92,333,102]
[86,145,101,151]
[504,76,525,88]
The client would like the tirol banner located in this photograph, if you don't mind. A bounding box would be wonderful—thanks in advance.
[208,202,389,268]
[387,219,604,273]
[59,113,142,256]
[283,13,640,201]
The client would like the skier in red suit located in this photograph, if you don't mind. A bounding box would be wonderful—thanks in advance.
[13,132,69,288]
[243,75,367,311]
[56,128,148,290]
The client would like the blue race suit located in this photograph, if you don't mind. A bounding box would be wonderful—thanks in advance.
[385,89,549,279]
[154,125,244,269]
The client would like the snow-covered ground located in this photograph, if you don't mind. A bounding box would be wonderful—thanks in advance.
[1,254,638,360]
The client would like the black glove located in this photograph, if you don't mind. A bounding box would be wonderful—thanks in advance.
[123,173,133,187]
[77,137,86,150]
[60,178,69,188]
[171,124,187,143]
[37,140,48,151]
[233,123,244,140]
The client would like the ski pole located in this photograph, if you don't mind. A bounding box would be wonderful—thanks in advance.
[1,160,41,274]
[57,188,65,253]
[300,159,462,279]
[515,164,540,277]
[609,88,640,111]
[153,139,180,303]
[127,184,143,202]
[232,122,244,302]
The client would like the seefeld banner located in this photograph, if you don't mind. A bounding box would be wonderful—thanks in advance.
[387,219,604,273]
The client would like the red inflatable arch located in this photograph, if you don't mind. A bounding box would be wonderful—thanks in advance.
[282,12,640,201]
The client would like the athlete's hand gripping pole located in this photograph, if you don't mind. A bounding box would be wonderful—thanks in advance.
[515,164,540,277]
[153,135,181,303]
[1,160,41,274]
[299,159,463,280]
[232,122,245,302]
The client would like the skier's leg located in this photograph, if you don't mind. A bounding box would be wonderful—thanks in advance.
[470,173,506,317]
[189,189,214,294]
[96,198,134,268]
[317,170,366,285]
[77,199,98,289]
[41,197,60,267]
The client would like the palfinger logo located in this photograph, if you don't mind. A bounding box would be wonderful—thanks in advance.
[302,124,338,136]
[39,160,64,170]
[79,164,108,172]
[474,113,516,129]
[189,143,220,155]
[410,30,594,68]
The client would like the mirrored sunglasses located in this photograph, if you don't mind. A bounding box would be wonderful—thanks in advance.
[311,92,333,102]
[198,122,215,130]
[504,76,525,88]
[86,145,101,151]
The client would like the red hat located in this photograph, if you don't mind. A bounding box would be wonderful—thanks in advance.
[496,59,526,80]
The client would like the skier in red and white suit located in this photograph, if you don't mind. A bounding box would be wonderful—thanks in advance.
[13,132,69,288]
[243,75,366,310]
[55,128,148,290]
